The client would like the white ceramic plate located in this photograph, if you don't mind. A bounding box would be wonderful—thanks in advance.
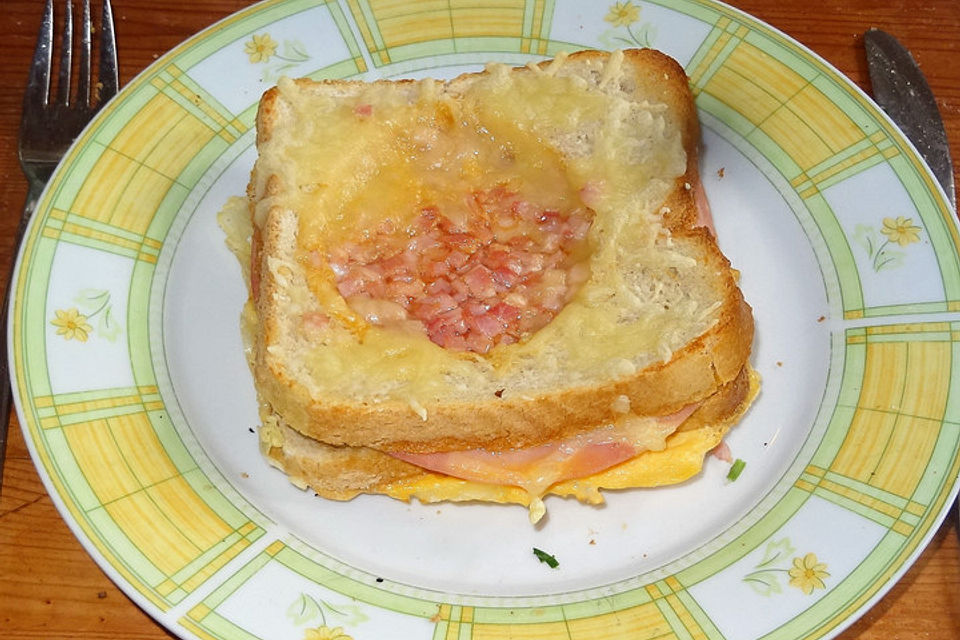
[12,1,960,639]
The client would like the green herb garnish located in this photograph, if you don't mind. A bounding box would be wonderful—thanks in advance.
[533,547,559,568]
[727,458,746,481]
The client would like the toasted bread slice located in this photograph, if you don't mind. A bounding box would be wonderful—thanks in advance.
[260,365,759,507]
[247,49,754,458]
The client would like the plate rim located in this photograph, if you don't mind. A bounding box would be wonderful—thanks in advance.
[9,0,960,638]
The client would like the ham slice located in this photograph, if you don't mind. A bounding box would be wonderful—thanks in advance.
[693,178,715,234]
[389,403,699,500]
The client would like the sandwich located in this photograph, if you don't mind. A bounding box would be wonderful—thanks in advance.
[225,48,758,523]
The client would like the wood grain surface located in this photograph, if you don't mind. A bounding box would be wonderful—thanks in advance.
[1,1,958,638]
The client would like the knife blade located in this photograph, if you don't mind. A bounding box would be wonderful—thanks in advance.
[864,28,955,210]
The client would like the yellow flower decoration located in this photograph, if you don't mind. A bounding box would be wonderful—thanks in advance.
[880,216,922,247]
[51,308,93,342]
[605,1,640,27]
[788,553,830,595]
[303,626,353,640]
[245,33,278,63]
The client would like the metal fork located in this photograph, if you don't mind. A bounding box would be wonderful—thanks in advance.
[0,0,118,490]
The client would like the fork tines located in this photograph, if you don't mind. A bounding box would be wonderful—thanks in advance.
[25,0,118,112]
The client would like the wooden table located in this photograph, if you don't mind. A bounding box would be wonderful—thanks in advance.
[0,0,958,637]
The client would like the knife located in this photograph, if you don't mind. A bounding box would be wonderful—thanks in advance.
[864,31,959,526]
[864,28,955,210]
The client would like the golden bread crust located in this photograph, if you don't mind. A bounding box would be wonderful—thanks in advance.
[255,228,752,452]
[248,48,755,454]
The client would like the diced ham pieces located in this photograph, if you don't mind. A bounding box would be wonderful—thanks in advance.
[326,186,594,353]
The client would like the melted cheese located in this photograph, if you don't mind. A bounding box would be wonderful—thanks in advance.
[376,368,760,516]
[217,196,253,289]
[378,421,730,512]
[294,99,581,250]
[256,56,710,403]
[261,371,759,523]
[389,404,696,521]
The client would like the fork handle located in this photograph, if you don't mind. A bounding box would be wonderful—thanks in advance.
[0,178,46,491]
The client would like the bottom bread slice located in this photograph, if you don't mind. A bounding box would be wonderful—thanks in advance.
[259,365,759,514]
